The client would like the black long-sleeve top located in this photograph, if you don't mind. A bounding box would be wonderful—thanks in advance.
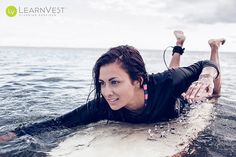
[14,60,219,136]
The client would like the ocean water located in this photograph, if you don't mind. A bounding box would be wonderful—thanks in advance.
[0,47,235,157]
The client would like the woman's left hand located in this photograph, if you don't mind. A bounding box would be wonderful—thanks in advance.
[183,75,214,104]
[0,132,17,143]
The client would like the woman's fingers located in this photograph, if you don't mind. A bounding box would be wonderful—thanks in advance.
[185,82,197,99]
[184,81,213,104]
[185,81,202,101]
[0,132,16,143]
[195,85,205,97]
[183,76,215,104]
[189,83,202,99]
[207,83,214,96]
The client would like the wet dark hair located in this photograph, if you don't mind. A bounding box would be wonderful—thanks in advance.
[92,45,148,104]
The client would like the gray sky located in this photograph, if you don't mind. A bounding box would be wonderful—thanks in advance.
[1,0,236,51]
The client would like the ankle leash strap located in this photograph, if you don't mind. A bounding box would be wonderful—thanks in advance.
[172,46,185,56]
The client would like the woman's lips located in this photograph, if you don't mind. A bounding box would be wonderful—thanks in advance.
[107,98,119,103]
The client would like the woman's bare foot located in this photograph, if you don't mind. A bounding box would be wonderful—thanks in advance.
[208,38,226,49]
[174,30,186,47]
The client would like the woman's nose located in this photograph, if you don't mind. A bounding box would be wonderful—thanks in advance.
[102,86,113,97]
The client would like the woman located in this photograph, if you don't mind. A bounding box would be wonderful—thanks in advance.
[0,31,225,142]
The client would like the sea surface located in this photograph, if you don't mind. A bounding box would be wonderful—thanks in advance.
[0,47,235,157]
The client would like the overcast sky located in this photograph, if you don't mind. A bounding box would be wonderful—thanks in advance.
[1,0,236,52]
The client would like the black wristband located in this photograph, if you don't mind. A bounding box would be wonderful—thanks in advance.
[172,46,185,56]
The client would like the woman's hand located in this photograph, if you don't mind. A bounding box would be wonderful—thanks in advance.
[183,74,214,104]
[0,132,17,143]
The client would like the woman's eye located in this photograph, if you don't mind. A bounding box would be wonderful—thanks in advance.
[111,80,119,85]
[99,81,105,87]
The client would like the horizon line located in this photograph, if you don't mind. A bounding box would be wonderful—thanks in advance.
[0,45,235,53]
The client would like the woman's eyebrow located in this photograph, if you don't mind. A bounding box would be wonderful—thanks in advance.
[99,77,118,82]
[108,77,118,81]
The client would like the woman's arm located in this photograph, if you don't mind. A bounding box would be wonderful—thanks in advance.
[168,60,220,103]
[0,99,108,142]
[14,99,108,136]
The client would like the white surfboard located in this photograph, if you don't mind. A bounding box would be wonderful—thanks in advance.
[49,101,215,157]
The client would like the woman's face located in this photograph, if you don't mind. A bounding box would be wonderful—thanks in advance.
[99,62,141,110]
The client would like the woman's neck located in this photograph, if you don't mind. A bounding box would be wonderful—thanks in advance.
[125,88,145,111]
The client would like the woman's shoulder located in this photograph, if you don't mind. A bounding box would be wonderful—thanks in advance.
[148,70,173,85]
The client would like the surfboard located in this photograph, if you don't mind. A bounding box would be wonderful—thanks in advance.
[49,101,215,157]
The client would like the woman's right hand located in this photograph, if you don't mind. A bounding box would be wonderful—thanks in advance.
[0,132,17,142]
[183,74,214,104]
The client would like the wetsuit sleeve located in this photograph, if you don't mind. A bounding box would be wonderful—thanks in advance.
[14,99,108,136]
[169,60,219,97]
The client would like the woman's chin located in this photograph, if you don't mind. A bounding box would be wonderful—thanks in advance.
[109,104,122,110]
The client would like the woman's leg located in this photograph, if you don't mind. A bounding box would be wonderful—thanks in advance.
[208,38,225,96]
[170,31,187,117]
[169,30,186,68]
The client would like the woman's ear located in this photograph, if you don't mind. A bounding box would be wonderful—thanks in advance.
[139,77,144,86]
[134,76,143,88]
